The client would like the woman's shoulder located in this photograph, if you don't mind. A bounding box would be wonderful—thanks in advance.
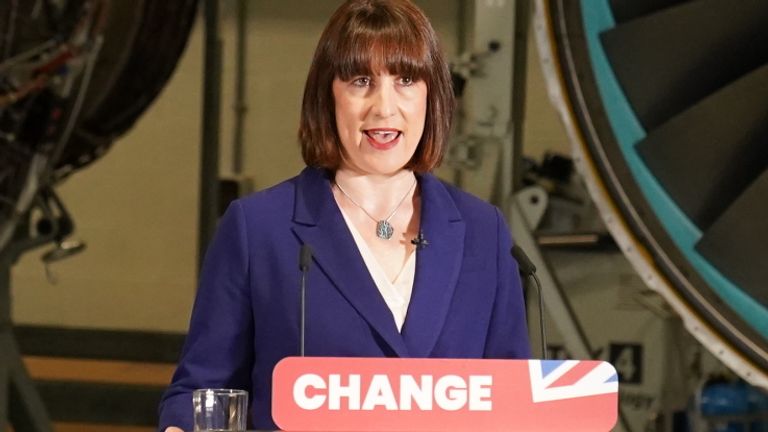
[229,166,331,226]
[237,175,299,208]
[423,175,510,248]
[424,173,501,220]
[225,173,305,229]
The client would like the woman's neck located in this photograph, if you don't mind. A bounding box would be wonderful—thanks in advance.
[333,168,417,207]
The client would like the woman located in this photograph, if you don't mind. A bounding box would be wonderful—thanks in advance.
[159,0,530,430]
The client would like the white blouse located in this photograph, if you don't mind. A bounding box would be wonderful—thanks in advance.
[339,207,416,332]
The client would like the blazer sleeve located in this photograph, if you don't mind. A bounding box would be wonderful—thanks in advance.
[483,208,532,359]
[158,201,254,431]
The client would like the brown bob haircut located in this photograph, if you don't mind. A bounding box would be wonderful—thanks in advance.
[299,0,454,173]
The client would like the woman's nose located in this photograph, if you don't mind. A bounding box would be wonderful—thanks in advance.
[371,83,396,118]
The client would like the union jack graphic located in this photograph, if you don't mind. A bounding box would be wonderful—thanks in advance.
[528,360,619,403]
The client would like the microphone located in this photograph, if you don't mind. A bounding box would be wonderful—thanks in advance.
[299,244,313,357]
[511,244,536,275]
[511,245,547,360]
[411,230,429,249]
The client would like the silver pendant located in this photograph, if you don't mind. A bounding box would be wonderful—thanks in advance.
[376,220,394,240]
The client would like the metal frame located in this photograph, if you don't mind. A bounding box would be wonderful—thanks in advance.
[462,0,602,367]
[198,0,223,274]
[461,0,631,429]
[0,209,60,431]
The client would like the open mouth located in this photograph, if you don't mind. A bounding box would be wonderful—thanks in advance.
[364,129,402,145]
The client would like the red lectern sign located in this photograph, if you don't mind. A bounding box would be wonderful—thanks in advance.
[272,357,618,431]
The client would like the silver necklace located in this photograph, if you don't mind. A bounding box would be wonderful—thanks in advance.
[335,177,417,240]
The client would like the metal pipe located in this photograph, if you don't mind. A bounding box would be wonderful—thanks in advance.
[510,0,531,193]
[232,0,248,175]
[199,0,222,274]
[0,217,54,432]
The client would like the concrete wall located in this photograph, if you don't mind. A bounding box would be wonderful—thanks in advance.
[11,0,568,332]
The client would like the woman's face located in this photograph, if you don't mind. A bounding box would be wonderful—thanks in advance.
[332,71,427,176]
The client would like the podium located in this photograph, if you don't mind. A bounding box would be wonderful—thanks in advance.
[272,357,618,431]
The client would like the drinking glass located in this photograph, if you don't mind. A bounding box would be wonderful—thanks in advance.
[192,388,248,431]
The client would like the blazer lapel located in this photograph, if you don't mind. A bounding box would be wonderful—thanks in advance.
[401,173,465,357]
[291,167,410,357]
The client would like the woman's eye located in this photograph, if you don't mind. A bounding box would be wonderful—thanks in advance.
[352,77,371,87]
[400,76,414,86]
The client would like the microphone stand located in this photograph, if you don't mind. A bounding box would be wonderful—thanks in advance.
[298,245,313,357]
[512,245,546,360]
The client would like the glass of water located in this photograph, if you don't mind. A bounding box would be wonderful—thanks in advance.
[192,388,248,431]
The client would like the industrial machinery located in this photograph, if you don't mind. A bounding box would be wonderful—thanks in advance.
[449,1,767,430]
[533,0,767,390]
[0,1,196,429]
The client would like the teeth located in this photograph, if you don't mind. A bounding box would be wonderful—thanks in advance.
[369,131,399,141]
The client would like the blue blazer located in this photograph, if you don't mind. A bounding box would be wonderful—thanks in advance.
[158,167,530,431]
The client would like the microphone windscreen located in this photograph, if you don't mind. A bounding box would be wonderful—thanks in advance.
[511,245,536,276]
[299,244,314,272]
